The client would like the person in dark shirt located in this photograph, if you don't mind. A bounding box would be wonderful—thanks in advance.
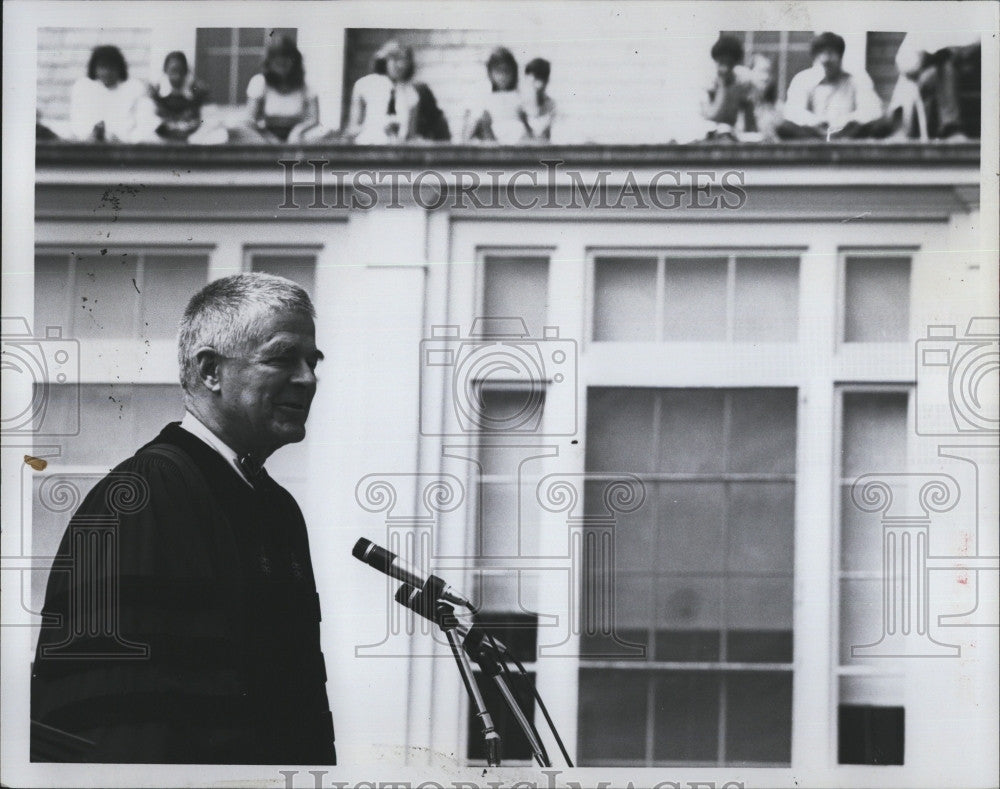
[521,57,556,141]
[700,35,757,141]
[31,272,335,764]
[150,51,209,142]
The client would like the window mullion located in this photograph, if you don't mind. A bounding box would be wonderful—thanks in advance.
[656,254,665,342]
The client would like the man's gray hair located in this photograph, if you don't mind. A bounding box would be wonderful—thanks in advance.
[178,272,315,392]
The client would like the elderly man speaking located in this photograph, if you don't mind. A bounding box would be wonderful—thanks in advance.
[31,273,336,765]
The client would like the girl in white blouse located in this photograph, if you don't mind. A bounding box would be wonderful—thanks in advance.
[69,46,156,143]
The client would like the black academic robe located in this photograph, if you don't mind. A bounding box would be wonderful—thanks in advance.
[31,423,336,764]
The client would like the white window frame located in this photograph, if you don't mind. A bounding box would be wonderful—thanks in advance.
[831,383,914,761]
[437,218,925,774]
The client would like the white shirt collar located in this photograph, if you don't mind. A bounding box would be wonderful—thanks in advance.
[179,411,254,487]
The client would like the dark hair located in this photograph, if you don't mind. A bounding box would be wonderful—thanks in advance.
[87,45,128,81]
[372,40,415,81]
[163,51,188,72]
[262,35,305,90]
[524,57,551,84]
[811,32,846,58]
[710,35,745,65]
[486,47,518,91]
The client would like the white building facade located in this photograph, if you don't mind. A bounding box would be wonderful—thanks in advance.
[21,139,996,787]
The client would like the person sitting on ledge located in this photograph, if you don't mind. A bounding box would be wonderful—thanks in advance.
[232,36,327,144]
[345,39,450,144]
[700,35,757,142]
[69,45,156,143]
[149,51,226,144]
[778,32,890,140]
[463,47,528,144]
[520,57,557,142]
[887,32,981,140]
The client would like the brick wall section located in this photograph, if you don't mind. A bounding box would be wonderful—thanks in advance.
[37,27,152,124]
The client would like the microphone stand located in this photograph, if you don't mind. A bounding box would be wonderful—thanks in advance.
[435,600,502,767]
[396,582,550,767]
[464,628,549,767]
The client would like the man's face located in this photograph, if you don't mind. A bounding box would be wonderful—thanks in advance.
[214,310,323,458]
[385,52,411,82]
[815,47,843,79]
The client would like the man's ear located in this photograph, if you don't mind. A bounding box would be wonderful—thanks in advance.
[194,347,223,392]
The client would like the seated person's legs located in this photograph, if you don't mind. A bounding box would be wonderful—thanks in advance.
[776,119,825,139]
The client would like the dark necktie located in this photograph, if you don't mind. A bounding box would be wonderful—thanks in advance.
[238,454,269,488]
[387,87,396,115]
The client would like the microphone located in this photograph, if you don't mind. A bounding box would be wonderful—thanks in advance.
[353,538,474,610]
[394,583,510,658]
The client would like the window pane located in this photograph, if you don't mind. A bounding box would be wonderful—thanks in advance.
[841,483,896,572]
[840,674,905,706]
[725,576,794,631]
[250,252,316,299]
[474,571,532,616]
[580,627,650,658]
[195,29,234,104]
[750,31,781,47]
[483,255,548,338]
[479,480,518,557]
[839,578,882,664]
[653,672,719,762]
[41,383,184,466]
[841,392,908,477]
[585,388,656,472]
[195,27,232,50]
[788,31,816,45]
[590,487,656,577]
[237,51,264,100]
[656,389,726,473]
[655,629,721,662]
[726,482,795,573]
[725,671,792,763]
[655,576,723,632]
[734,257,799,341]
[656,483,727,573]
[663,258,727,340]
[838,704,905,765]
[473,384,547,437]
[35,254,70,335]
[727,630,793,663]
[72,254,140,338]
[844,256,911,342]
[593,257,657,341]
[578,669,649,763]
[142,254,209,339]
[583,568,654,632]
[728,388,797,473]
[235,27,265,47]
